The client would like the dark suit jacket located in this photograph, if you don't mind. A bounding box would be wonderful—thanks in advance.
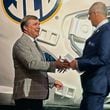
[12,34,56,100]
[76,22,110,95]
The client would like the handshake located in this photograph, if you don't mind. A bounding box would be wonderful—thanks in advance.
[54,56,77,72]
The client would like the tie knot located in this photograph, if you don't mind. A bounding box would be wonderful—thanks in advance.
[34,40,37,43]
[34,40,38,45]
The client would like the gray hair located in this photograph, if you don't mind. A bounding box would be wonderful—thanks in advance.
[20,15,38,32]
[89,2,107,16]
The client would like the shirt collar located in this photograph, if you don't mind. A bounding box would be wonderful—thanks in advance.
[23,33,35,42]
[96,19,109,30]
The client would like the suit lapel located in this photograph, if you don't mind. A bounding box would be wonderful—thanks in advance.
[22,34,45,60]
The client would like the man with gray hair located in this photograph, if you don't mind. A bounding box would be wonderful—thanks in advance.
[12,15,69,110]
[69,2,110,110]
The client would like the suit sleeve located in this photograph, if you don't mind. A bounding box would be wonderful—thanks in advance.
[48,76,55,88]
[76,30,110,72]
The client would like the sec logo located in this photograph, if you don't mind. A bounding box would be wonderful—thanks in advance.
[1,0,62,23]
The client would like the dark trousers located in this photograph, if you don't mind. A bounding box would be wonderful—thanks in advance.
[15,98,44,110]
[80,92,106,110]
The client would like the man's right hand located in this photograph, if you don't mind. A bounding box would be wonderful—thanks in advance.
[55,56,70,72]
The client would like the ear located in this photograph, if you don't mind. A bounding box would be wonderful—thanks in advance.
[94,11,98,16]
[23,26,28,31]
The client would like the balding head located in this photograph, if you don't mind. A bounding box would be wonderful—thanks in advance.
[89,2,107,16]
[88,2,108,27]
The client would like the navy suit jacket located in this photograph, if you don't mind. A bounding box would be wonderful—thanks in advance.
[77,22,110,95]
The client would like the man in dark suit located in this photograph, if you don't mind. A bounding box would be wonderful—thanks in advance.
[12,15,69,110]
[70,2,110,110]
